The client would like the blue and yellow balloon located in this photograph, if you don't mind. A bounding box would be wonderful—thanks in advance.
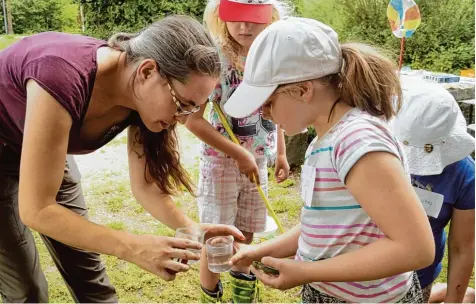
[387,0,421,69]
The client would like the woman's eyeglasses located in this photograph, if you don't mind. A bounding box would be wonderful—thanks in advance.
[167,81,201,116]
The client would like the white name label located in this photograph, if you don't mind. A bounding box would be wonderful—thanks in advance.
[413,187,444,218]
[301,165,316,206]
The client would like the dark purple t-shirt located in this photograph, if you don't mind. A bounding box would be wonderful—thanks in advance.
[0,32,136,154]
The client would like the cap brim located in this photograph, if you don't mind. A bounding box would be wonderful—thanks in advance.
[219,0,273,24]
[224,81,277,118]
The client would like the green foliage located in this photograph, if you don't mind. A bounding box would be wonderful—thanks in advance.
[405,0,475,73]
[298,0,475,74]
[80,0,302,39]
[0,0,81,34]
[0,0,472,73]
[81,0,208,39]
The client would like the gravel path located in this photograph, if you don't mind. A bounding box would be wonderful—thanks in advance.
[75,127,201,182]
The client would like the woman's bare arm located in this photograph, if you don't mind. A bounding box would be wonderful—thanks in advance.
[19,80,203,280]
[19,79,130,258]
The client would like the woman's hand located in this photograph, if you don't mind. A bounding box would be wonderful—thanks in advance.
[123,234,202,281]
[199,223,246,241]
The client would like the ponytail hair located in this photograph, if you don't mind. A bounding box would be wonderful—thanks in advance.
[107,32,139,55]
[274,43,401,122]
[338,43,401,121]
[107,15,221,196]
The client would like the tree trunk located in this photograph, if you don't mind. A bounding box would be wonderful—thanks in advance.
[80,4,85,33]
[285,133,310,170]
[2,0,7,34]
[6,0,12,35]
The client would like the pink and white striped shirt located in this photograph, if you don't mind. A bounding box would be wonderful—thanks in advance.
[297,108,413,303]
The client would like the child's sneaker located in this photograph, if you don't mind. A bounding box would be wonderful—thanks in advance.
[230,270,259,303]
[200,281,224,303]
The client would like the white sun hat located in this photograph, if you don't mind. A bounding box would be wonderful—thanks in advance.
[392,77,475,176]
[224,17,341,118]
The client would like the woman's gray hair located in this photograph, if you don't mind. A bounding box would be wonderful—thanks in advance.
[108,15,221,83]
[106,16,221,197]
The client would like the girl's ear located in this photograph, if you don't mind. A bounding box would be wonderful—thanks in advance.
[298,81,314,103]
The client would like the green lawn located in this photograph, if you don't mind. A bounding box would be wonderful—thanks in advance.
[0,35,21,50]
[29,127,303,302]
[26,126,472,303]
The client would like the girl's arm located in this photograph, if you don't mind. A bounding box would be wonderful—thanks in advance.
[252,152,435,290]
[185,102,259,183]
[275,125,290,183]
[276,125,286,157]
[306,151,434,282]
[231,224,301,266]
[185,103,245,159]
[445,208,475,303]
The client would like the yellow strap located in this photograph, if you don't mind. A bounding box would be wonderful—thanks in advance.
[212,102,285,234]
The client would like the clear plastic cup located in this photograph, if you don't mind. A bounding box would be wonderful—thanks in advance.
[175,227,205,265]
[206,235,234,273]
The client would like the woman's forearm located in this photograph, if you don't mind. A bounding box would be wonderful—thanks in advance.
[132,183,196,230]
[23,200,132,259]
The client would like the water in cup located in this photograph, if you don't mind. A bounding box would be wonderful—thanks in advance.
[175,227,205,265]
[208,252,233,273]
[206,235,233,273]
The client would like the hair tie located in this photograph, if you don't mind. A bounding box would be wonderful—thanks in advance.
[337,58,346,89]
[340,58,346,75]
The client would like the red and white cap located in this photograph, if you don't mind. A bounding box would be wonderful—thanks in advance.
[219,0,273,24]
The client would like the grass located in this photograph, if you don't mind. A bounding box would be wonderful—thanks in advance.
[107,221,127,231]
[26,125,472,303]
[22,126,303,303]
[0,35,21,51]
[5,125,474,303]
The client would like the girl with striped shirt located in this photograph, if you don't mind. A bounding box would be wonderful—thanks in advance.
[227,17,434,303]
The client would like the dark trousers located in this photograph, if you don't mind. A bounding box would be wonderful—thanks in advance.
[0,144,117,303]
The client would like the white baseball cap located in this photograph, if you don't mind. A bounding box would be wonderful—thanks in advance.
[224,17,342,118]
[392,77,475,176]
